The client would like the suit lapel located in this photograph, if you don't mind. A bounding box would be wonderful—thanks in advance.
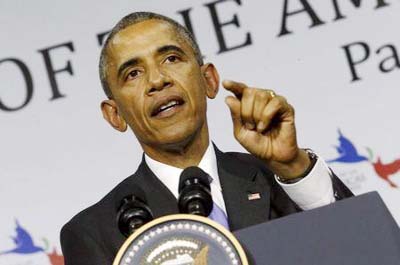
[130,157,179,218]
[215,147,271,231]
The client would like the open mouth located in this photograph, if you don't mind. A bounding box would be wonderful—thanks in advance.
[151,97,185,117]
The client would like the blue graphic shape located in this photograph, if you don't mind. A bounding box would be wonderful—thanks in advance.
[0,219,44,255]
[328,129,368,163]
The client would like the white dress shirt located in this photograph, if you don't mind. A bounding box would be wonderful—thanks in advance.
[145,143,335,215]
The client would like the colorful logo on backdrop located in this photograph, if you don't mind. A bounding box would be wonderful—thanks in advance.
[0,219,64,265]
[329,129,400,188]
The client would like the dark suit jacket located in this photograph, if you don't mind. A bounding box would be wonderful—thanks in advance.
[60,147,353,265]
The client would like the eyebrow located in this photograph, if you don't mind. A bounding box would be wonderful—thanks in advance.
[156,45,186,56]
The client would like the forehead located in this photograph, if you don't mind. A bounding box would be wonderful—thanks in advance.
[107,19,190,65]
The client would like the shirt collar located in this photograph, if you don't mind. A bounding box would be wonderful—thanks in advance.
[144,142,221,198]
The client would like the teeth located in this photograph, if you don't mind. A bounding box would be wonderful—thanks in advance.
[159,100,179,112]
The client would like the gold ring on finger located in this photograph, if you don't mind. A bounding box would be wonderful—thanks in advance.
[269,90,276,98]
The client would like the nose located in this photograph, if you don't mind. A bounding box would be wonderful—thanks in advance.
[147,66,172,94]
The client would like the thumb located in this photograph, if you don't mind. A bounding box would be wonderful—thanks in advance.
[225,96,242,133]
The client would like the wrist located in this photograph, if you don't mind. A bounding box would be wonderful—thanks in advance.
[266,149,315,180]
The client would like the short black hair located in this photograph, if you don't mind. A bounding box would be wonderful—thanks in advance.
[99,12,204,99]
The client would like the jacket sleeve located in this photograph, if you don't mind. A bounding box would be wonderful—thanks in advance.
[330,170,354,200]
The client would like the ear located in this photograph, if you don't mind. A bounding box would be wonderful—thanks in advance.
[201,63,219,99]
[101,99,127,132]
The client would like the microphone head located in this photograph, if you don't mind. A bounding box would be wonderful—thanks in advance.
[178,166,213,216]
[115,185,148,211]
[116,187,154,237]
[178,166,211,193]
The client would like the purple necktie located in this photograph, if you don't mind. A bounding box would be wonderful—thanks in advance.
[208,202,230,230]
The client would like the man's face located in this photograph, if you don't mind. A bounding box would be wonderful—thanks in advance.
[104,19,217,148]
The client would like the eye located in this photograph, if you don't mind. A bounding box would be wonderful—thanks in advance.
[165,55,180,63]
[126,69,140,80]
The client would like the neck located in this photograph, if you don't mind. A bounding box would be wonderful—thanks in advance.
[141,123,210,169]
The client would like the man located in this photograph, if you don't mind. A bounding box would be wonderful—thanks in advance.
[61,12,352,264]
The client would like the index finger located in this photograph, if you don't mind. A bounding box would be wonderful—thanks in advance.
[222,80,248,99]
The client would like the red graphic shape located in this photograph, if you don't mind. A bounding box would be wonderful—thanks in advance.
[372,157,400,188]
[47,248,64,265]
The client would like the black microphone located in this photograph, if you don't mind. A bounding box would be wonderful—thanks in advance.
[178,166,213,217]
[116,187,154,237]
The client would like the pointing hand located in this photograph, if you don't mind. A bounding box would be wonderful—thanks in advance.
[223,80,310,179]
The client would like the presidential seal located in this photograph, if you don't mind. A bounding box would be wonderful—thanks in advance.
[113,214,248,265]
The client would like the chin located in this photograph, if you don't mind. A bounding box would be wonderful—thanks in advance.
[154,120,203,148]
